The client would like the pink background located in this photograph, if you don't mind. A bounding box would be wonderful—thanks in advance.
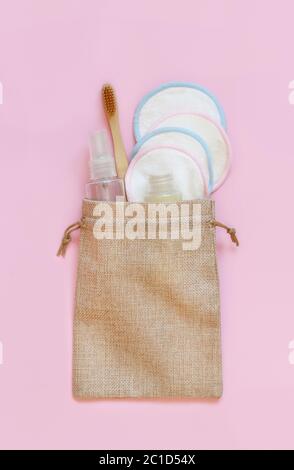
[0,0,294,450]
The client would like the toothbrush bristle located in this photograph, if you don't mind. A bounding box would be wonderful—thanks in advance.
[102,84,116,116]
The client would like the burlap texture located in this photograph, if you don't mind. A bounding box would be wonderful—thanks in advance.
[73,199,222,399]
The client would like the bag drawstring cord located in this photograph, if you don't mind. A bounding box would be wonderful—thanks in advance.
[209,220,239,246]
[57,218,85,257]
[57,217,239,256]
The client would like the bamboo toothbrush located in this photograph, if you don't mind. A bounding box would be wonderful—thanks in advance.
[102,84,129,179]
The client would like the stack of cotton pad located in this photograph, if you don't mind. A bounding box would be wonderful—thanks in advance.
[126,82,232,202]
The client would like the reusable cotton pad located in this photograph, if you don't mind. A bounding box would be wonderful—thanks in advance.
[125,147,207,202]
[134,82,226,141]
[131,128,214,192]
[150,113,231,191]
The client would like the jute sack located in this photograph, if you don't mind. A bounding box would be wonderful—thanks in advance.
[58,198,238,399]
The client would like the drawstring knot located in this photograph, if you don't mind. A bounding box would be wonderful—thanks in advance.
[210,220,239,246]
[57,218,85,257]
[226,227,239,246]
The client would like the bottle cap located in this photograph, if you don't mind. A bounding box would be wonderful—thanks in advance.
[146,172,178,196]
[89,130,117,179]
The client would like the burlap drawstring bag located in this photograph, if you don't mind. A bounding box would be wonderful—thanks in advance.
[58,199,238,399]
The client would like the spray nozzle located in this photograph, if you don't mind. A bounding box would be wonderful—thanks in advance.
[89,129,117,180]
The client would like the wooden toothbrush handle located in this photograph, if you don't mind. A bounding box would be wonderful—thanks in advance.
[109,115,129,179]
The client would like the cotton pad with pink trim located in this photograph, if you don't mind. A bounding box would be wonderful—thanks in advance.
[134,81,227,141]
[130,128,214,193]
[150,113,231,191]
[125,147,207,202]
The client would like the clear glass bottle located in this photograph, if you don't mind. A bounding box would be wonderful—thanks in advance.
[85,130,125,201]
[144,173,182,203]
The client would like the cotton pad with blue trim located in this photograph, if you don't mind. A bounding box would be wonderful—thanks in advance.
[125,147,207,202]
[134,82,226,141]
[150,113,231,191]
[131,127,214,193]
